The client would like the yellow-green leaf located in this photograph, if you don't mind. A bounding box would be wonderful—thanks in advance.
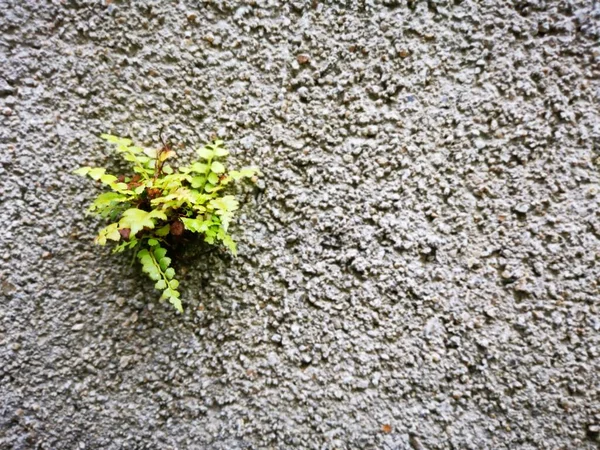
[119,208,167,236]
[190,162,208,173]
[88,167,106,180]
[101,134,132,146]
[214,147,229,157]
[197,147,213,160]
[100,174,118,185]
[95,223,120,245]
[144,148,158,158]
[155,224,171,237]
[210,161,225,174]
[73,167,91,176]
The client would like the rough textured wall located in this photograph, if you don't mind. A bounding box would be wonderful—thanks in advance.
[1,0,600,448]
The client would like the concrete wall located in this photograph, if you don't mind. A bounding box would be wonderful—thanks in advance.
[1,0,599,448]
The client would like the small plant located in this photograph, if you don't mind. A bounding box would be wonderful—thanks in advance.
[75,133,259,312]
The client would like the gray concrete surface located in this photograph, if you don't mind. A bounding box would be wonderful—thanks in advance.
[1,0,600,448]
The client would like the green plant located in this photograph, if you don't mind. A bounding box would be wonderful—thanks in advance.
[75,134,259,312]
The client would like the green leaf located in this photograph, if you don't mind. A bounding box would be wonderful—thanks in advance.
[88,167,107,180]
[214,147,229,157]
[113,182,130,192]
[89,192,128,213]
[100,174,118,185]
[210,161,225,174]
[164,268,175,279]
[229,167,259,181]
[159,150,176,162]
[155,224,170,237]
[190,162,208,173]
[78,135,260,315]
[154,247,167,260]
[208,172,219,185]
[138,249,162,282]
[144,148,158,158]
[101,134,132,146]
[164,288,180,298]
[181,217,209,233]
[197,147,213,160]
[119,208,167,236]
[112,241,128,253]
[220,234,238,256]
[210,195,239,213]
[146,267,161,281]
[191,176,205,189]
[170,296,183,313]
[159,257,171,271]
[73,167,91,176]
[95,223,121,245]
[161,288,182,312]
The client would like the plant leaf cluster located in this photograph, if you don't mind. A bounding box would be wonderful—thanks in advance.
[75,134,259,312]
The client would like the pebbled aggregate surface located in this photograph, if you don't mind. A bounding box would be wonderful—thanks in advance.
[1,0,600,448]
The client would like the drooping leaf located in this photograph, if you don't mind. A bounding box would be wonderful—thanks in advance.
[159,150,176,162]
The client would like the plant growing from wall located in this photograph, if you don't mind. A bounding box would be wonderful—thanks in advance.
[75,133,259,312]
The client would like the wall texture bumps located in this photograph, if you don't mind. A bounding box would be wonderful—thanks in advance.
[1,0,599,448]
